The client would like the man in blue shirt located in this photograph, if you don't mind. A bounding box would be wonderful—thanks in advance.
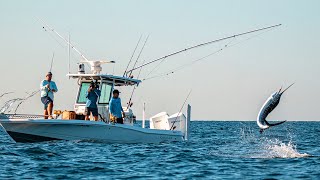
[40,72,58,119]
[85,82,101,121]
[109,89,125,124]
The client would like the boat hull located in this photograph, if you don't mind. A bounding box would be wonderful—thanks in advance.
[0,119,184,143]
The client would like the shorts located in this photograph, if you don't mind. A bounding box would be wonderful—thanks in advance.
[41,97,53,110]
[86,107,99,116]
[116,118,124,124]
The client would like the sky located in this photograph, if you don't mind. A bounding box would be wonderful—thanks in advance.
[0,0,319,120]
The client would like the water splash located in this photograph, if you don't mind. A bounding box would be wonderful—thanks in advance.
[264,139,310,158]
[239,125,310,159]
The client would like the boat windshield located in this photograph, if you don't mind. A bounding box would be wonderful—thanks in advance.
[77,82,113,104]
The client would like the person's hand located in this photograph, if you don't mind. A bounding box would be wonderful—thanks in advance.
[46,84,50,88]
[88,87,93,92]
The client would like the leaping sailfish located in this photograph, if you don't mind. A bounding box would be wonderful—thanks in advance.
[257,83,294,133]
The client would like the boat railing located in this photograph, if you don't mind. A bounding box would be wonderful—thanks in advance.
[2,114,48,119]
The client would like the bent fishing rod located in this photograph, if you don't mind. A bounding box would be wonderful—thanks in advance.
[125,24,282,75]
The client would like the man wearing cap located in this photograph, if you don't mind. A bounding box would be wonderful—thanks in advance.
[40,72,58,119]
[109,89,125,124]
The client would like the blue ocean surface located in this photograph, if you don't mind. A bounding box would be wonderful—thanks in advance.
[0,121,319,179]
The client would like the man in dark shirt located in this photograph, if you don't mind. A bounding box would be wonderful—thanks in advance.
[85,82,101,121]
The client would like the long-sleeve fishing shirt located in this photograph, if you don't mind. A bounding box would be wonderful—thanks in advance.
[86,88,101,108]
[109,97,124,118]
[40,80,58,101]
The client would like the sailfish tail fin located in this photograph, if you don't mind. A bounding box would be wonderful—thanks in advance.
[268,120,287,127]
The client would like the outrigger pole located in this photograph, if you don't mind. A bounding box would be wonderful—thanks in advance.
[125,24,282,75]
[37,18,91,64]
[38,18,115,79]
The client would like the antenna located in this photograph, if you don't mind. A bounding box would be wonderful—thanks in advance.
[68,33,71,74]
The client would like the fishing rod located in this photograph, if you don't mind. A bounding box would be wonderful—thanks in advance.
[129,35,150,78]
[126,24,282,75]
[49,52,55,72]
[127,36,149,108]
[170,90,192,130]
[144,26,274,81]
[123,35,143,77]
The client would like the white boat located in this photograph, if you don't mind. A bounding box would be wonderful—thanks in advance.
[0,62,191,143]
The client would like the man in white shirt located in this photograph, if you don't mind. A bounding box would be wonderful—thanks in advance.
[40,72,58,119]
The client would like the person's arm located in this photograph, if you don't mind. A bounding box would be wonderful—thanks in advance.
[40,81,48,90]
[109,98,114,115]
[119,98,125,117]
[94,89,101,97]
[51,82,58,93]
[120,99,124,113]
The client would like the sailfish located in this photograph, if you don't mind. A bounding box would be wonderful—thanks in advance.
[257,83,294,133]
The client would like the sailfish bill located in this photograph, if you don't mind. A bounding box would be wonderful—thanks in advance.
[257,83,294,133]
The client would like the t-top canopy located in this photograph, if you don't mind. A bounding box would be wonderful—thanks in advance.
[67,74,141,86]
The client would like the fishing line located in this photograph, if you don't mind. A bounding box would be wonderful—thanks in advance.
[143,57,167,80]
[170,90,192,130]
[144,27,276,81]
[143,40,233,81]
[126,24,281,74]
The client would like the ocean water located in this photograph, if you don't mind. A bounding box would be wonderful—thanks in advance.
[0,121,319,179]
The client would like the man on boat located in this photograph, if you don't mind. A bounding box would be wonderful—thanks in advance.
[85,81,101,121]
[109,89,125,124]
[40,72,58,119]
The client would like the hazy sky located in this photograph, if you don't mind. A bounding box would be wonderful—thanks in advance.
[0,0,319,120]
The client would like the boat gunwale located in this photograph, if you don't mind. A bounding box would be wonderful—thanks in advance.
[0,119,184,136]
